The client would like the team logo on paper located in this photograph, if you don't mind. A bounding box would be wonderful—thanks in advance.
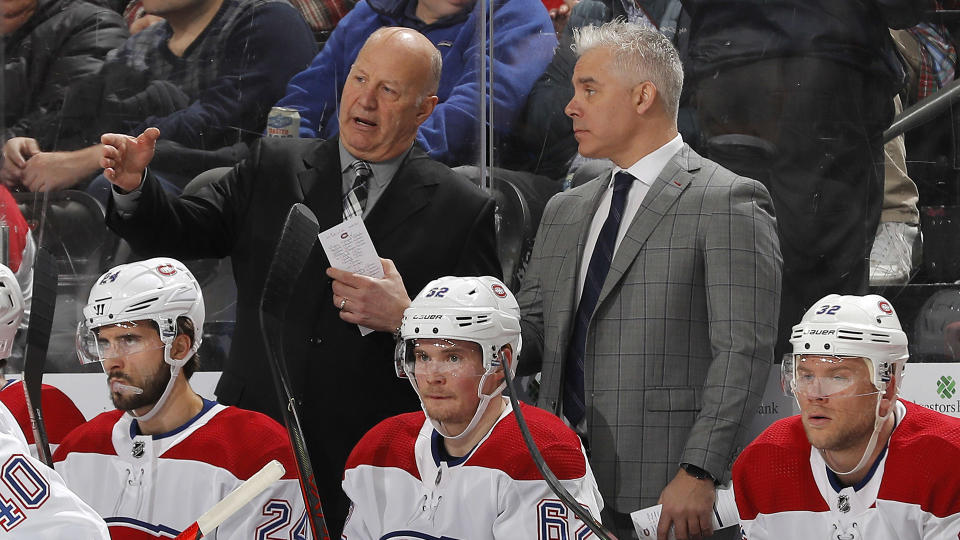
[878,300,893,314]
[937,375,956,399]
[156,264,177,276]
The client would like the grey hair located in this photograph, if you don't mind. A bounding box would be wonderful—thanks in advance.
[572,20,684,121]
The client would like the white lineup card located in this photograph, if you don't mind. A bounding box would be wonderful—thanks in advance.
[318,216,383,335]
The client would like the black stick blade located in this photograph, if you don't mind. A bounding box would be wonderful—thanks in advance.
[261,203,320,321]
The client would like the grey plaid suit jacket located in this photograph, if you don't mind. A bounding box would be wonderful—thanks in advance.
[517,144,782,519]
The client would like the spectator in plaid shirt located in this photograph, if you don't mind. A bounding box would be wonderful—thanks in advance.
[2,0,318,193]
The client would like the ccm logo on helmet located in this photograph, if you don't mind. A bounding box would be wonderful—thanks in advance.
[878,301,893,314]
[156,264,177,276]
[492,284,507,298]
[807,329,836,335]
[412,314,443,320]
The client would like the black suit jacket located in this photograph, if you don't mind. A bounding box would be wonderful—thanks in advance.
[107,136,500,530]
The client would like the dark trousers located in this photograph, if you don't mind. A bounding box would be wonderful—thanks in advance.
[693,57,892,358]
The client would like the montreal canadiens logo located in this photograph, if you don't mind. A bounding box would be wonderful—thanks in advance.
[878,301,893,314]
[157,264,177,276]
[492,284,507,298]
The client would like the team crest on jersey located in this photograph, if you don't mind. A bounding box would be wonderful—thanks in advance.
[156,264,177,276]
[132,441,145,458]
[837,494,850,513]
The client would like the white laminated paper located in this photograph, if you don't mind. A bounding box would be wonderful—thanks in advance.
[631,484,739,539]
[318,216,383,335]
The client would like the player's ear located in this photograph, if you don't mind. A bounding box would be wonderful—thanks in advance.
[170,333,192,361]
[878,373,899,417]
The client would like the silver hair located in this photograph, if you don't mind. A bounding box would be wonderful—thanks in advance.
[572,20,684,121]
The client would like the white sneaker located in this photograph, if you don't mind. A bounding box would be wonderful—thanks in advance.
[869,222,921,286]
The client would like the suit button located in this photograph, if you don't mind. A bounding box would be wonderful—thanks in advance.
[308,336,322,346]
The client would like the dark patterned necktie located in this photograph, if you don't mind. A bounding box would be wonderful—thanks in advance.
[563,171,634,426]
[342,160,372,220]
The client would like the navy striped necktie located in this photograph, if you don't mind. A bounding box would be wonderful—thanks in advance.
[563,171,634,426]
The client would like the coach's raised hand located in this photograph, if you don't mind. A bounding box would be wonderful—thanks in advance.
[99,127,160,193]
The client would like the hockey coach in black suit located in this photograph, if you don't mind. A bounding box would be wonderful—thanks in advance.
[96,27,500,536]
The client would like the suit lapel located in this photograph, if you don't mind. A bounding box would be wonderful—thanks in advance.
[553,177,609,343]
[364,147,437,242]
[595,145,700,308]
[299,138,345,234]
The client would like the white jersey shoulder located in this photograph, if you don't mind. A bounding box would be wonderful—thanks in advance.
[0,401,109,538]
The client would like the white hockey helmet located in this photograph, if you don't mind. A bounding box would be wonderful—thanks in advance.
[77,257,205,368]
[786,294,909,477]
[396,276,522,439]
[785,294,908,394]
[0,264,23,360]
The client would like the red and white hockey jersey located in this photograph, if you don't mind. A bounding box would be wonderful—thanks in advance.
[341,400,603,540]
[53,399,311,539]
[0,380,86,456]
[734,400,960,539]
[0,400,108,538]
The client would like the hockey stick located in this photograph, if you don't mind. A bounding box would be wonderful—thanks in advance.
[502,354,617,540]
[260,203,330,540]
[175,459,286,539]
[21,248,57,467]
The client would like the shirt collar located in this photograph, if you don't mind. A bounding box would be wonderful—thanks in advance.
[338,140,410,191]
[611,134,684,188]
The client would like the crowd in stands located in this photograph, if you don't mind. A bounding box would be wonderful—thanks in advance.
[4,0,960,538]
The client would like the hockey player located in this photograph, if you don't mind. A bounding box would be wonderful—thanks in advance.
[0,380,85,456]
[733,294,960,539]
[341,276,603,539]
[0,262,109,537]
[54,257,312,539]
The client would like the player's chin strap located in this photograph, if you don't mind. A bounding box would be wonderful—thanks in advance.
[433,374,500,440]
[128,346,192,424]
[820,390,891,477]
[501,351,617,540]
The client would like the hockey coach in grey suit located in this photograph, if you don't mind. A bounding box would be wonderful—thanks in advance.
[516,21,782,540]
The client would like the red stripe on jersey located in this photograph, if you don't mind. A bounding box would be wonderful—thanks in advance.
[53,409,125,463]
[0,382,85,445]
[345,411,423,480]
[467,402,586,481]
[160,406,301,481]
[876,400,960,518]
[732,416,827,520]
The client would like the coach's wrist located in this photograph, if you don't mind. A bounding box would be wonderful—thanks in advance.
[680,463,716,484]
